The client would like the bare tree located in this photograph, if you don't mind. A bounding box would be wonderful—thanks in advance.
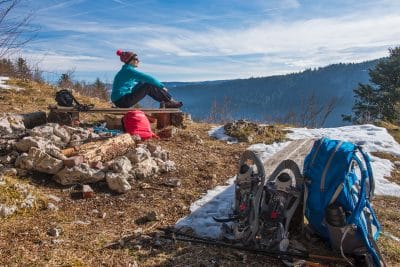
[319,96,340,126]
[206,96,234,123]
[0,0,38,57]
[278,91,340,128]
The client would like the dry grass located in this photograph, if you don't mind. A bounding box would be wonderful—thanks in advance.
[0,78,110,122]
[374,196,400,265]
[223,121,288,144]
[371,122,400,266]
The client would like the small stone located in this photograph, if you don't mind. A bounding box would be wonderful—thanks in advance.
[109,156,132,173]
[146,211,157,222]
[47,194,61,202]
[135,211,157,225]
[146,144,158,154]
[51,239,64,245]
[133,245,142,250]
[134,228,143,235]
[63,155,84,168]
[82,184,94,198]
[90,161,104,169]
[163,177,181,187]
[154,240,162,247]
[47,203,58,211]
[128,261,139,267]
[47,227,61,237]
[0,204,17,217]
[106,172,132,193]
[204,173,217,180]
[21,194,36,209]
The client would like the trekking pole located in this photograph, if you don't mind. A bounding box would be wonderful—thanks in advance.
[158,228,348,264]
[161,235,336,266]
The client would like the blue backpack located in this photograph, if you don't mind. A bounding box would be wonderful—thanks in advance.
[303,138,386,267]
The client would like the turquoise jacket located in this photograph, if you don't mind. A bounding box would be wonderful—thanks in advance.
[111,64,164,102]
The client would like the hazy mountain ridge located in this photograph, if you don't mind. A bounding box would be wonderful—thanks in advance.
[165,59,380,126]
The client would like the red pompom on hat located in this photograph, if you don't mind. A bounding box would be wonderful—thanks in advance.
[116,49,136,64]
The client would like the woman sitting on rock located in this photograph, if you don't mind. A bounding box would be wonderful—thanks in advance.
[111,50,183,109]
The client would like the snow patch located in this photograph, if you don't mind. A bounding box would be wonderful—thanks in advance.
[208,126,238,144]
[0,76,24,91]
[176,177,235,238]
[285,124,400,196]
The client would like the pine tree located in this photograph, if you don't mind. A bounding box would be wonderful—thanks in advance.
[0,58,15,76]
[58,72,74,88]
[351,47,400,123]
[92,77,109,101]
[352,84,380,123]
[16,57,31,80]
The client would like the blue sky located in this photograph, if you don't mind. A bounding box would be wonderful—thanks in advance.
[12,0,400,83]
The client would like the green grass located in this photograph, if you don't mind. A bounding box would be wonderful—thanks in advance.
[0,175,47,217]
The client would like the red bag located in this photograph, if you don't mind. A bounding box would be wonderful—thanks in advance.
[122,110,158,140]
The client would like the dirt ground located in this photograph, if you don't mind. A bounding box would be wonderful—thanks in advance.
[0,79,399,266]
[0,121,254,266]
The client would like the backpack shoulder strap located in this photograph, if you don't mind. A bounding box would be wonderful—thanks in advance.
[357,146,375,199]
[320,140,344,192]
[62,90,80,106]
[69,93,95,111]
[350,153,384,267]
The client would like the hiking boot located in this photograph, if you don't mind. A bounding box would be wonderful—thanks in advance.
[161,100,183,108]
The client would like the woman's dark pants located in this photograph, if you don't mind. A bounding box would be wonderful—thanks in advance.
[114,83,172,108]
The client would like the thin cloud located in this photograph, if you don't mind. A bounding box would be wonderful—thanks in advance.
[110,0,127,4]
[143,13,400,57]
[37,0,84,12]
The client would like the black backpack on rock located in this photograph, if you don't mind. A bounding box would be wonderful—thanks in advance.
[55,89,94,111]
[55,89,75,107]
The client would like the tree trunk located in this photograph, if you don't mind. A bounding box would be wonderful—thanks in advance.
[62,133,135,163]
[20,112,47,129]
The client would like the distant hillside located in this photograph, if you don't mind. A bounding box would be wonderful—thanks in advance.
[166,59,380,127]
[164,80,226,88]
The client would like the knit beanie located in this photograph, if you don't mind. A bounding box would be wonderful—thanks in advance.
[116,49,137,64]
